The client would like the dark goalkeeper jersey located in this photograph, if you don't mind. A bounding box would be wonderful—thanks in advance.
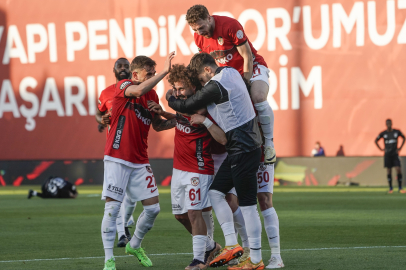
[42,177,77,198]
[377,129,404,156]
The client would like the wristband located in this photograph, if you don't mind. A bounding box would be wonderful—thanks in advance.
[202,117,213,129]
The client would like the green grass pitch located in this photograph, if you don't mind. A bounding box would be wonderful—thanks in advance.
[0,186,405,269]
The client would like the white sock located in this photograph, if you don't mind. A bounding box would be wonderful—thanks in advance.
[254,101,274,147]
[262,207,280,256]
[130,203,160,249]
[206,235,216,251]
[240,205,262,264]
[101,201,121,262]
[233,207,249,248]
[202,210,214,239]
[122,195,137,227]
[209,190,238,246]
[193,235,207,262]
[116,205,125,238]
[32,191,38,196]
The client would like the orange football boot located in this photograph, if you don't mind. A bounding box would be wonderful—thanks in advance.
[209,244,243,268]
[388,189,394,194]
[400,189,406,194]
[228,258,265,270]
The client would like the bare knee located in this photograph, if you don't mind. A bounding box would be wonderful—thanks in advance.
[175,213,189,225]
[250,81,269,103]
[257,192,273,211]
[106,197,119,202]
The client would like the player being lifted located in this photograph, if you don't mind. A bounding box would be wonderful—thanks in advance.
[168,53,265,270]
[96,57,137,248]
[186,5,276,165]
[148,64,224,270]
[101,52,175,270]
[186,5,284,268]
[375,119,406,193]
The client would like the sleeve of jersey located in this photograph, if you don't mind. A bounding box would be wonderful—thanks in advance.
[168,81,222,114]
[98,94,107,112]
[115,79,133,98]
[377,132,383,140]
[227,20,248,46]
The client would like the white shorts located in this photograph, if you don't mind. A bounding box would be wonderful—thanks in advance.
[250,64,270,86]
[212,152,228,175]
[102,160,159,202]
[228,163,274,196]
[171,168,213,215]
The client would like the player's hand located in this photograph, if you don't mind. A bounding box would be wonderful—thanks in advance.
[166,89,174,101]
[101,112,111,125]
[163,51,176,73]
[147,100,163,115]
[190,114,206,125]
[97,124,105,133]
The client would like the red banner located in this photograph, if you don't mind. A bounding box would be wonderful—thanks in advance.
[1,0,405,160]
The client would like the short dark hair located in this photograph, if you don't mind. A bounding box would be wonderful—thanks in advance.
[130,56,156,71]
[168,64,200,90]
[186,5,210,24]
[386,118,392,122]
[189,53,217,75]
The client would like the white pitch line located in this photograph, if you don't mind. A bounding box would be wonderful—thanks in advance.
[1,246,406,263]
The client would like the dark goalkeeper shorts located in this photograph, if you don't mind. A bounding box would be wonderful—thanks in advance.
[384,154,401,168]
[210,147,261,206]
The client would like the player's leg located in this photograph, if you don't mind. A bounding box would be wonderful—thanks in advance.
[394,163,404,192]
[225,191,250,266]
[122,194,137,239]
[101,160,131,269]
[171,168,192,232]
[116,194,136,247]
[229,148,264,270]
[209,157,243,267]
[28,190,44,199]
[386,165,393,193]
[251,67,275,164]
[125,166,160,267]
[202,207,214,240]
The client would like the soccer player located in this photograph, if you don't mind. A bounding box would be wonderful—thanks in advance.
[101,52,175,270]
[154,64,225,269]
[186,4,276,165]
[167,53,265,269]
[28,176,77,199]
[96,58,137,248]
[375,119,405,193]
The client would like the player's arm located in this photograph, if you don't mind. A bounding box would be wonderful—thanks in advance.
[236,42,253,82]
[190,114,227,145]
[147,100,176,120]
[398,132,405,153]
[95,108,104,125]
[375,134,384,151]
[166,81,222,114]
[125,52,175,98]
[151,115,177,132]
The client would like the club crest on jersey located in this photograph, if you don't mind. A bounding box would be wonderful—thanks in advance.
[236,30,244,39]
[191,177,200,186]
[146,166,153,173]
[259,163,267,171]
[218,36,224,45]
[120,81,132,90]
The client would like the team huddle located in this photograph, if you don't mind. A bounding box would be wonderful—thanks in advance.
[97,5,283,270]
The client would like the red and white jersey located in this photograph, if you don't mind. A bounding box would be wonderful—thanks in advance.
[194,15,267,75]
[98,84,116,139]
[173,113,214,175]
[104,79,158,166]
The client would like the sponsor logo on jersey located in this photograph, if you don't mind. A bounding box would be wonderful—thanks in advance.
[218,36,224,45]
[176,122,191,133]
[126,102,153,126]
[216,54,233,64]
[196,138,205,170]
[191,177,200,186]
[385,139,397,144]
[191,202,201,206]
[113,115,126,149]
[120,81,132,90]
[146,166,153,173]
[394,132,398,138]
[172,204,182,210]
[236,30,244,39]
[258,184,268,189]
[107,184,124,195]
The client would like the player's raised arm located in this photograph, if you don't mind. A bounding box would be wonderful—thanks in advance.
[125,52,175,98]
[148,100,177,132]
[236,42,253,81]
[190,114,227,145]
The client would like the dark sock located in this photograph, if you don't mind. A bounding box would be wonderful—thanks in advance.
[388,174,393,190]
[37,192,44,198]
[397,174,403,190]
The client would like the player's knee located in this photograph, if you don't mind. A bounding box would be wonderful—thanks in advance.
[257,193,272,210]
[145,203,160,218]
